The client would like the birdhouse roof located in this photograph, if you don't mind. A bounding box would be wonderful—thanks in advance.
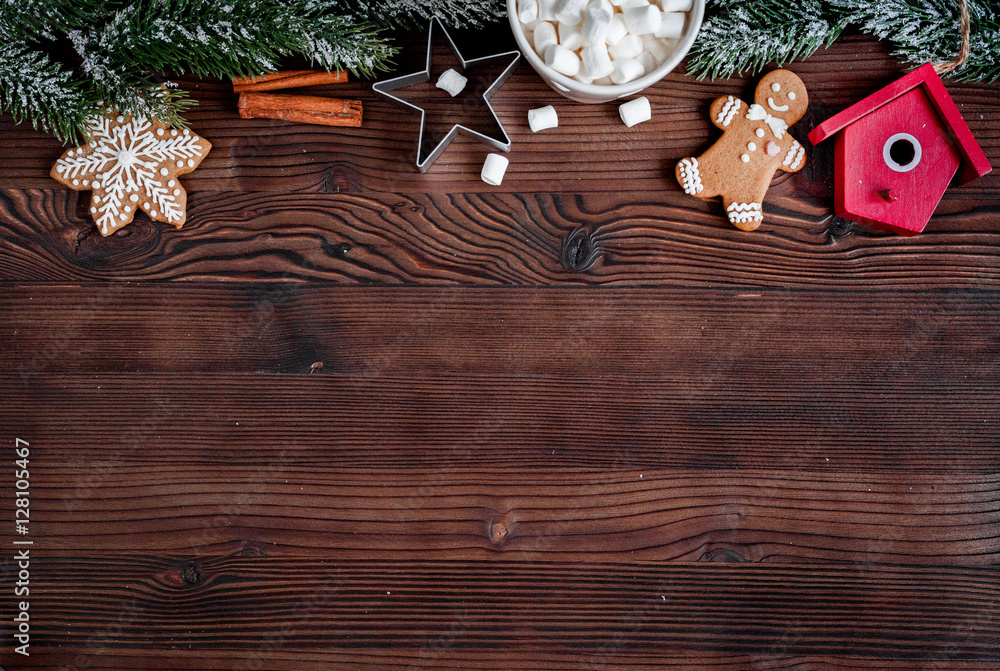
[808,63,991,185]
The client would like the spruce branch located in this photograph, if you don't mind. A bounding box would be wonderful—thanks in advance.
[0,0,504,144]
[0,44,102,142]
[686,0,845,80]
[344,0,506,29]
[688,0,1000,84]
[832,0,1000,83]
[86,0,395,80]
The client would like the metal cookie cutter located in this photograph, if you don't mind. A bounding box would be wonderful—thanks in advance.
[373,17,520,173]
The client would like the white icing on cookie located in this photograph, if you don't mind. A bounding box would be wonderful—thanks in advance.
[767,97,789,112]
[52,113,208,233]
[717,96,741,127]
[746,104,787,138]
[678,157,704,195]
[783,140,805,169]
[727,202,763,224]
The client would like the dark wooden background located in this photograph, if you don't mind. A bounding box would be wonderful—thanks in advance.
[1,23,999,670]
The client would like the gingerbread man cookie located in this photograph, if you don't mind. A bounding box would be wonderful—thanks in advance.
[676,70,808,231]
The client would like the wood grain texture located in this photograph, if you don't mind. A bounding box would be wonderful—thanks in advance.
[14,650,998,671]
[3,458,998,562]
[2,189,999,285]
[5,559,999,665]
[3,369,999,474]
[4,285,999,379]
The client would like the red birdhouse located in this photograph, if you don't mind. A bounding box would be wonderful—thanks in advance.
[809,63,992,236]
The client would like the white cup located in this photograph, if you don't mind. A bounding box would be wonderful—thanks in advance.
[507,0,705,104]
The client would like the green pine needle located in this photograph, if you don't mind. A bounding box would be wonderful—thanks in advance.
[687,0,844,80]
[0,0,505,144]
[687,0,1000,84]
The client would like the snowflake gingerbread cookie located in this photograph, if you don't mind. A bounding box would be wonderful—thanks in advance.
[676,70,808,231]
[51,111,212,236]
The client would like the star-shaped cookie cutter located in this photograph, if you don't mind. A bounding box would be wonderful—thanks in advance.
[373,17,520,173]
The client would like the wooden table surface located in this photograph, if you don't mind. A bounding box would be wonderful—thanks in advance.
[1,24,999,670]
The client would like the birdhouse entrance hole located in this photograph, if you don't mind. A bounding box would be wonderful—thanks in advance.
[883,132,922,173]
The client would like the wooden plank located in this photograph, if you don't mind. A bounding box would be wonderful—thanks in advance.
[3,373,998,474]
[0,36,996,197]
[5,460,998,562]
[14,649,996,671]
[3,286,999,378]
[2,189,1000,285]
[8,559,1000,665]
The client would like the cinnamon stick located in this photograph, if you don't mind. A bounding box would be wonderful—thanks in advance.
[232,69,348,93]
[237,92,362,128]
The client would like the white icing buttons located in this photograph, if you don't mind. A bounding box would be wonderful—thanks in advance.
[748,142,756,151]
[756,128,765,138]
[130,193,138,202]
[160,168,169,176]
[741,154,750,162]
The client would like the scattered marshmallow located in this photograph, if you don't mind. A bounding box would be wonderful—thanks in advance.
[436,69,467,97]
[608,33,643,60]
[655,12,685,38]
[581,43,615,80]
[528,106,559,132]
[544,44,581,76]
[518,0,539,23]
[534,21,558,54]
[619,96,651,127]
[538,0,558,20]
[623,5,661,35]
[481,153,509,186]
[611,58,645,84]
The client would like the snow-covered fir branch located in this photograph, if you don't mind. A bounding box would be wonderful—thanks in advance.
[688,0,999,84]
[0,0,505,143]
[686,0,843,80]
[832,0,1000,83]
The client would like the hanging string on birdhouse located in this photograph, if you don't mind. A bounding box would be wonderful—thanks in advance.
[932,0,970,76]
